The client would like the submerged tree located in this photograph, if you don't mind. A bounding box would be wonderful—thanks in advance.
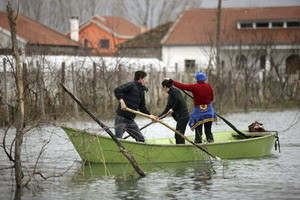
[7,1,25,189]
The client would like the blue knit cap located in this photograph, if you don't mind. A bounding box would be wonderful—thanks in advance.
[195,72,206,82]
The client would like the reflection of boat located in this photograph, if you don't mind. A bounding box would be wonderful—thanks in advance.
[62,126,278,164]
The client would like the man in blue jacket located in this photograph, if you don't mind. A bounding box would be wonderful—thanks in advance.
[114,71,156,142]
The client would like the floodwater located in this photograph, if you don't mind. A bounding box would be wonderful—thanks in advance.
[0,109,299,200]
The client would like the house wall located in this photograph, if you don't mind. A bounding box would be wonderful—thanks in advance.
[0,31,27,49]
[220,44,300,74]
[162,44,300,74]
[79,23,127,55]
[162,45,212,72]
[118,47,161,59]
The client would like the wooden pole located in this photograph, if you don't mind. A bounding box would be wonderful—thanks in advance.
[37,60,45,118]
[123,112,170,139]
[61,62,66,108]
[92,62,97,110]
[71,63,79,118]
[3,58,9,124]
[124,108,220,160]
[60,84,146,177]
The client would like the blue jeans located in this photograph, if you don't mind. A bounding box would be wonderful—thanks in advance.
[114,115,145,142]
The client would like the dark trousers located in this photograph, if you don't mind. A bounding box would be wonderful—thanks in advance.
[195,121,214,143]
[114,115,145,142]
[174,114,189,144]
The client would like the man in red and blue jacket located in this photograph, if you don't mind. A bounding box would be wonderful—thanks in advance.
[164,72,217,143]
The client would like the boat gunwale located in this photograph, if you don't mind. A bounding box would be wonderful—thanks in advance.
[61,126,277,147]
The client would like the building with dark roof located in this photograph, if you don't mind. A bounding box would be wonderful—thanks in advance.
[118,22,173,59]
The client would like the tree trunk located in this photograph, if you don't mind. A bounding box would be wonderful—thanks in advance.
[7,2,25,189]
[3,58,10,125]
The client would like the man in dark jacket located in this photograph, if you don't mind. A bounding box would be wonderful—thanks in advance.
[114,71,156,142]
[159,80,189,144]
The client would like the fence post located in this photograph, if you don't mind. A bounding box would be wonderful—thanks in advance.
[175,63,178,80]
[149,65,153,104]
[37,60,45,118]
[3,58,9,124]
[61,62,66,108]
[92,62,97,110]
[117,64,122,86]
[71,63,79,118]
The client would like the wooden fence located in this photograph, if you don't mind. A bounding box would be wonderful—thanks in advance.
[0,57,299,126]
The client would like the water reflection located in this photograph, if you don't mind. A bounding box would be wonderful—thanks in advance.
[0,110,299,200]
[72,161,216,199]
[73,161,214,181]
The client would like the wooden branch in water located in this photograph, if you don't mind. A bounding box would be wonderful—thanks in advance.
[60,83,146,177]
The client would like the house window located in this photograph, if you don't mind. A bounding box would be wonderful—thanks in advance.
[238,19,300,30]
[84,39,89,48]
[272,22,284,28]
[240,23,253,29]
[286,55,300,74]
[185,60,195,72]
[236,55,247,69]
[256,22,269,28]
[287,21,300,28]
[99,39,110,49]
[260,56,266,69]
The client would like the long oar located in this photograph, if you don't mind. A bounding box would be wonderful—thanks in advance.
[60,84,146,177]
[123,112,170,139]
[178,88,247,138]
[124,107,220,160]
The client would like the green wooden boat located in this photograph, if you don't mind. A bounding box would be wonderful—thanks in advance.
[62,126,278,164]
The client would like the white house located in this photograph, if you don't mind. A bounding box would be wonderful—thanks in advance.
[161,6,300,74]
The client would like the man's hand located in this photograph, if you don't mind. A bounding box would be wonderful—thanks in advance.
[168,109,174,114]
[119,99,127,110]
[163,77,170,81]
[150,114,159,122]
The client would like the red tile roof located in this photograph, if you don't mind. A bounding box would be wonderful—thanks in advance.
[163,7,300,45]
[118,22,173,48]
[0,11,79,46]
[80,16,141,38]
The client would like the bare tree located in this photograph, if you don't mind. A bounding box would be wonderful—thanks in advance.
[7,1,25,189]
[5,0,202,33]
[124,0,201,28]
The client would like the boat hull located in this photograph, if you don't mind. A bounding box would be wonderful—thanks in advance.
[62,127,277,164]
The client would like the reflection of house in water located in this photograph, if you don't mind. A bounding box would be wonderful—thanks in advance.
[160,6,300,74]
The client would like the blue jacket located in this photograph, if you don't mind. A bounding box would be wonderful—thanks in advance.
[114,81,150,119]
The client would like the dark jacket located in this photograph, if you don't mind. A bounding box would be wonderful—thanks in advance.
[114,81,150,119]
[159,87,189,121]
